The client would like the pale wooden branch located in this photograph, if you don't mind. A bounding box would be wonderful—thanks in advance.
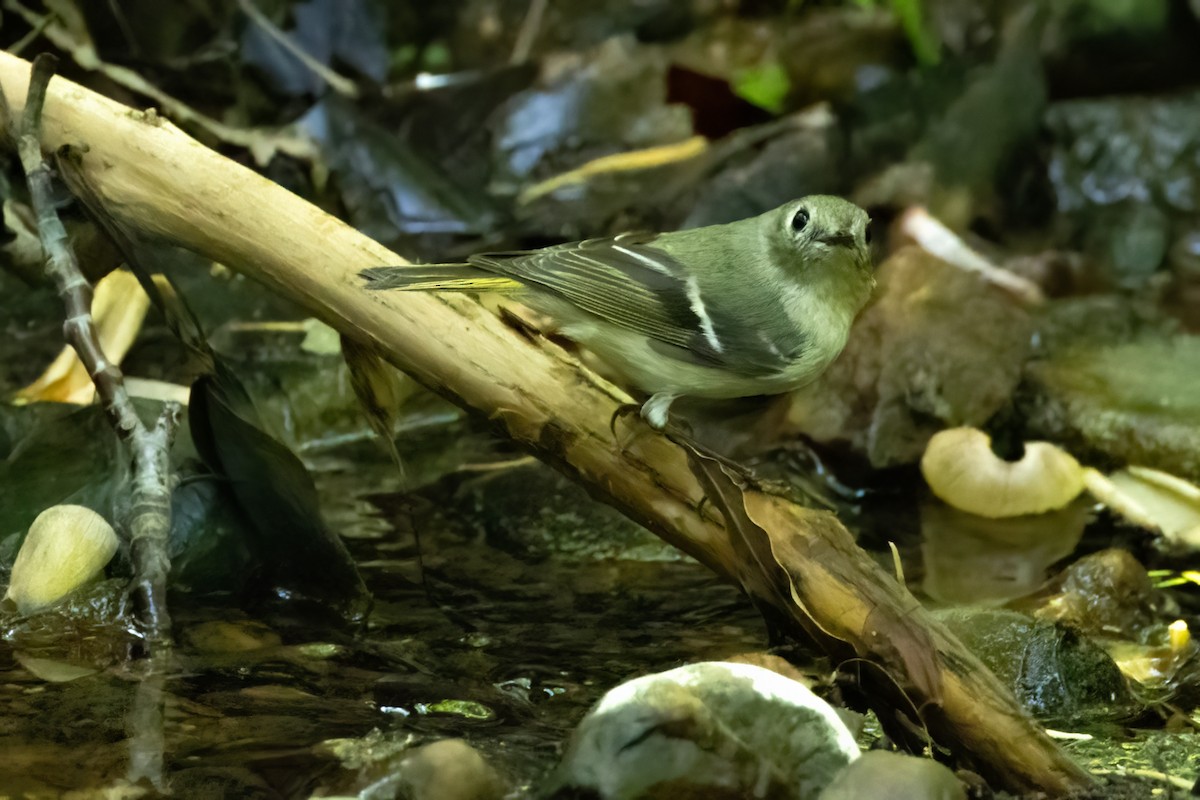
[0,51,1092,794]
[2,53,180,649]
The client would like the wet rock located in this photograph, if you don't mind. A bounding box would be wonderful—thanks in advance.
[788,247,1034,467]
[935,608,1141,725]
[1021,334,1200,482]
[543,661,859,799]
[1045,92,1200,286]
[819,750,965,800]
[397,739,505,800]
[452,460,678,561]
[1036,549,1167,638]
[1047,92,1200,215]
[318,733,505,800]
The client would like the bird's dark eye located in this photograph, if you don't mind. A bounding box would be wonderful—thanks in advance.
[791,208,809,233]
[865,221,873,245]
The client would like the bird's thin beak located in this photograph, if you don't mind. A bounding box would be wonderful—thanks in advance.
[818,232,856,247]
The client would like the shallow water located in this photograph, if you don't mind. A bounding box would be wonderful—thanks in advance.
[0,447,766,797]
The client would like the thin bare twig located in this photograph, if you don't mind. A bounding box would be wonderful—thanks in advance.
[511,0,549,64]
[236,0,360,98]
[4,53,181,649]
[5,0,317,166]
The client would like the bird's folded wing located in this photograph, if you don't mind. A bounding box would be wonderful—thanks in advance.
[471,233,803,377]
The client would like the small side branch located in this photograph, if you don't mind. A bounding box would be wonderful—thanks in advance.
[3,54,180,648]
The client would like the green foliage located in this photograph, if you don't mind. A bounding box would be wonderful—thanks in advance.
[733,62,791,114]
[851,0,941,66]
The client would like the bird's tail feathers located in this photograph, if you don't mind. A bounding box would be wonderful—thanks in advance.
[360,265,520,292]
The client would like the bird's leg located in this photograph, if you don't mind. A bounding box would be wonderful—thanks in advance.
[639,392,678,430]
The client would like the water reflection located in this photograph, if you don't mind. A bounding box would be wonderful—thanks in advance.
[0,454,764,796]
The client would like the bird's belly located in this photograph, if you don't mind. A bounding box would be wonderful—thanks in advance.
[561,321,836,400]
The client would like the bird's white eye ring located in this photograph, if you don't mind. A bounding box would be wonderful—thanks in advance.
[791,208,809,233]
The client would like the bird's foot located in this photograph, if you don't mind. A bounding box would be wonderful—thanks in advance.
[639,392,678,431]
[609,392,678,438]
[609,402,643,438]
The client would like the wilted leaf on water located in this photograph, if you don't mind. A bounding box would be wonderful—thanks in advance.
[12,653,100,683]
[189,362,370,615]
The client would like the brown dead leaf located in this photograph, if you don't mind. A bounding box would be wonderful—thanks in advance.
[743,493,944,707]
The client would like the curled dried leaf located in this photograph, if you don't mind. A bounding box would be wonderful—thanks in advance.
[1086,467,1200,547]
[921,427,1084,518]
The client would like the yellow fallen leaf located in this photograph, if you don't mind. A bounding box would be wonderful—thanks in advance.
[13,269,149,404]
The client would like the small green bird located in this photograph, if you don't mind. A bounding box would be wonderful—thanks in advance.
[362,196,874,429]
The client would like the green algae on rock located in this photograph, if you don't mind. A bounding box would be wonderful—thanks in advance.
[1023,335,1200,482]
